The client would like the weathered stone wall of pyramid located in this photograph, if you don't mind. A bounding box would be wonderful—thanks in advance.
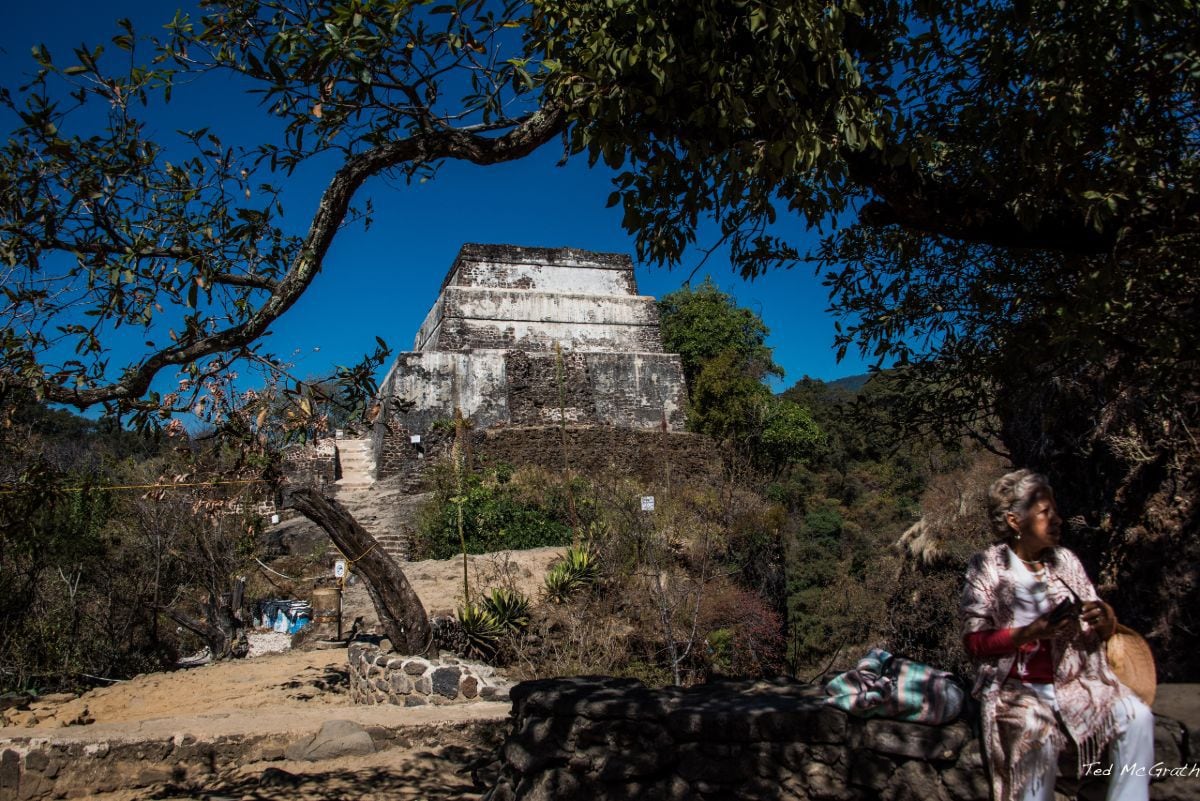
[371,244,689,478]
[411,244,664,353]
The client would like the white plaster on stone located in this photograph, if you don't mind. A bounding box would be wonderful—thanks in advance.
[373,245,690,473]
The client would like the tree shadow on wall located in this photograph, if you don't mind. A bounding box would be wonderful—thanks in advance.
[151,744,490,801]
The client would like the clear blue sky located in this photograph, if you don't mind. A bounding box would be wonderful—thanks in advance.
[2,1,877,397]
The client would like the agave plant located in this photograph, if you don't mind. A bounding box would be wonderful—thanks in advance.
[542,562,577,604]
[456,602,504,659]
[562,545,599,585]
[482,588,531,632]
[542,545,599,603]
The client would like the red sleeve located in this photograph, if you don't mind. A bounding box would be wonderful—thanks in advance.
[964,628,1018,657]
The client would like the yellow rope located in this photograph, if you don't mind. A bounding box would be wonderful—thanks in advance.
[344,540,378,567]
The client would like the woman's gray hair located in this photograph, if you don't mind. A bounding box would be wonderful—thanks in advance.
[987,469,1052,539]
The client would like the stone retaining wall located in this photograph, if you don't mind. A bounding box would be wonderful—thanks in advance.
[474,425,721,484]
[348,643,512,707]
[481,677,1197,801]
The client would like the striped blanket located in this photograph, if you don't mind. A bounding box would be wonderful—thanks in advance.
[825,648,964,724]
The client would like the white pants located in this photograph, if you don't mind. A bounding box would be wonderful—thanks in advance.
[1018,691,1155,801]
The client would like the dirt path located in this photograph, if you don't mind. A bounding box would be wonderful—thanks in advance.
[0,547,566,801]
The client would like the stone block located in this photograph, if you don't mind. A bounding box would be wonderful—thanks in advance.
[516,769,585,801]
[22,750,48,773]
[481,685,511,701]
[403,658,431,676]
[846,748,896,791]
[404,695,427,708]
[849,718,970,761]
[800,760,854,801]
[389,672,412,695]
[2,749,20,795]
[432,666,462,699]
[942,765,992,801]
[1155,715,1188,767]
[882,760,952,801]
[414,675,433,695]
[1150,772,1200,801]
[460,675,480,699]
[676,743,739,783]
[283,719,376,762]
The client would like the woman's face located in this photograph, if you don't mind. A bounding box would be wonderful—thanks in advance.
[1009,489,1062,553]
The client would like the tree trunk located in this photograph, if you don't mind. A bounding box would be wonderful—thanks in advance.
[163,576,248,660]
[163,606,233,660]
[286,487,432,655]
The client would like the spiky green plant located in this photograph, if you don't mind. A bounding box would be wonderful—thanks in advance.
[542,545,599,603]
[562,545,599,585]
[543,562,577,604]
[456,602,504,659]
[481,588,531,632]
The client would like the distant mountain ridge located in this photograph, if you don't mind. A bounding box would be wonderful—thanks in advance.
[826,373,871,393]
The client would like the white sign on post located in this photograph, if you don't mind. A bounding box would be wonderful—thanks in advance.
[410,434,422,444]
[334,560,347,579]
[641,496,655,512]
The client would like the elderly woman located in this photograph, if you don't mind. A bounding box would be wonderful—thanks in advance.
[960,469,1154,801]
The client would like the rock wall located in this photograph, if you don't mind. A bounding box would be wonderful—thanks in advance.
[347,643,512,706]
[481,677,1198,801]
[281,439,338,491]
[416,288,664,353]
[443,243,638,295]
[372,243,691,477]
[474,425,721,485]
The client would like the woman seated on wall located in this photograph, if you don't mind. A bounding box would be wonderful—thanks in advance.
[960,469,1154,801]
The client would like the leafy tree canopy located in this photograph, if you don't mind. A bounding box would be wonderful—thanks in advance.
[657,278,781,387]
[534,0,1199,444]
[658,281,823,469]
[6,0,1195,445]
[0,0,565,428]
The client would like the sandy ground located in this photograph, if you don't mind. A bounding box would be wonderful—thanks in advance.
[6,546,566,734]
[1,547,567,800]
[349,545,566,620]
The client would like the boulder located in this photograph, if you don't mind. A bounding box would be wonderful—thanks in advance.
[283,719,375,762]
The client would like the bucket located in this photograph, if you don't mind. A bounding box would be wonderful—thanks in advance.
[311,587,342,640]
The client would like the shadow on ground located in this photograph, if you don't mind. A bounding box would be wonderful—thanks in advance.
[151,744,491,801]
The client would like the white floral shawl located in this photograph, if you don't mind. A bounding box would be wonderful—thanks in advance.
[960,543,1131,801]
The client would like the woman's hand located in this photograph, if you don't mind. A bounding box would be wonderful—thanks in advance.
[1081,600,1118,639]
[1013,613,1074,646]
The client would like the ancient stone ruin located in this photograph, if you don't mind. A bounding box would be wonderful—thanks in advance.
[369,243,692,479]
[480,677,1198,801]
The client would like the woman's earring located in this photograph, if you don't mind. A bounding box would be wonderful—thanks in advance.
[1014,532,1021,541]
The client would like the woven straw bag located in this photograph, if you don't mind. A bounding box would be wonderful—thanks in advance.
[1106,623,1157,706]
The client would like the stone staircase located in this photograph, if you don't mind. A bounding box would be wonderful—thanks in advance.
[331,437,411,564]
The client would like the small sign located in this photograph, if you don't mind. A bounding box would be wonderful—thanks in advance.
[410,434,422,444]
[335,429,345,439]
[270,513,280,525]
[641,496,655,512]
[334,560,347,579]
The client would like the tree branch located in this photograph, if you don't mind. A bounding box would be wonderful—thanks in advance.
[847,152,1115,255]
[40,104,567,409]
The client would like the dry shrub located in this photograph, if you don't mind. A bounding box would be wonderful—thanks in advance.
[498,466,790,686]
[699,579,786,677]
[886,449,1007,677]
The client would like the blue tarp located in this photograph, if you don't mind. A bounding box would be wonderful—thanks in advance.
[254,599,311,634]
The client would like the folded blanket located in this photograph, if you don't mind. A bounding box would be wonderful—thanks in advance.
[825,648,964,725]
